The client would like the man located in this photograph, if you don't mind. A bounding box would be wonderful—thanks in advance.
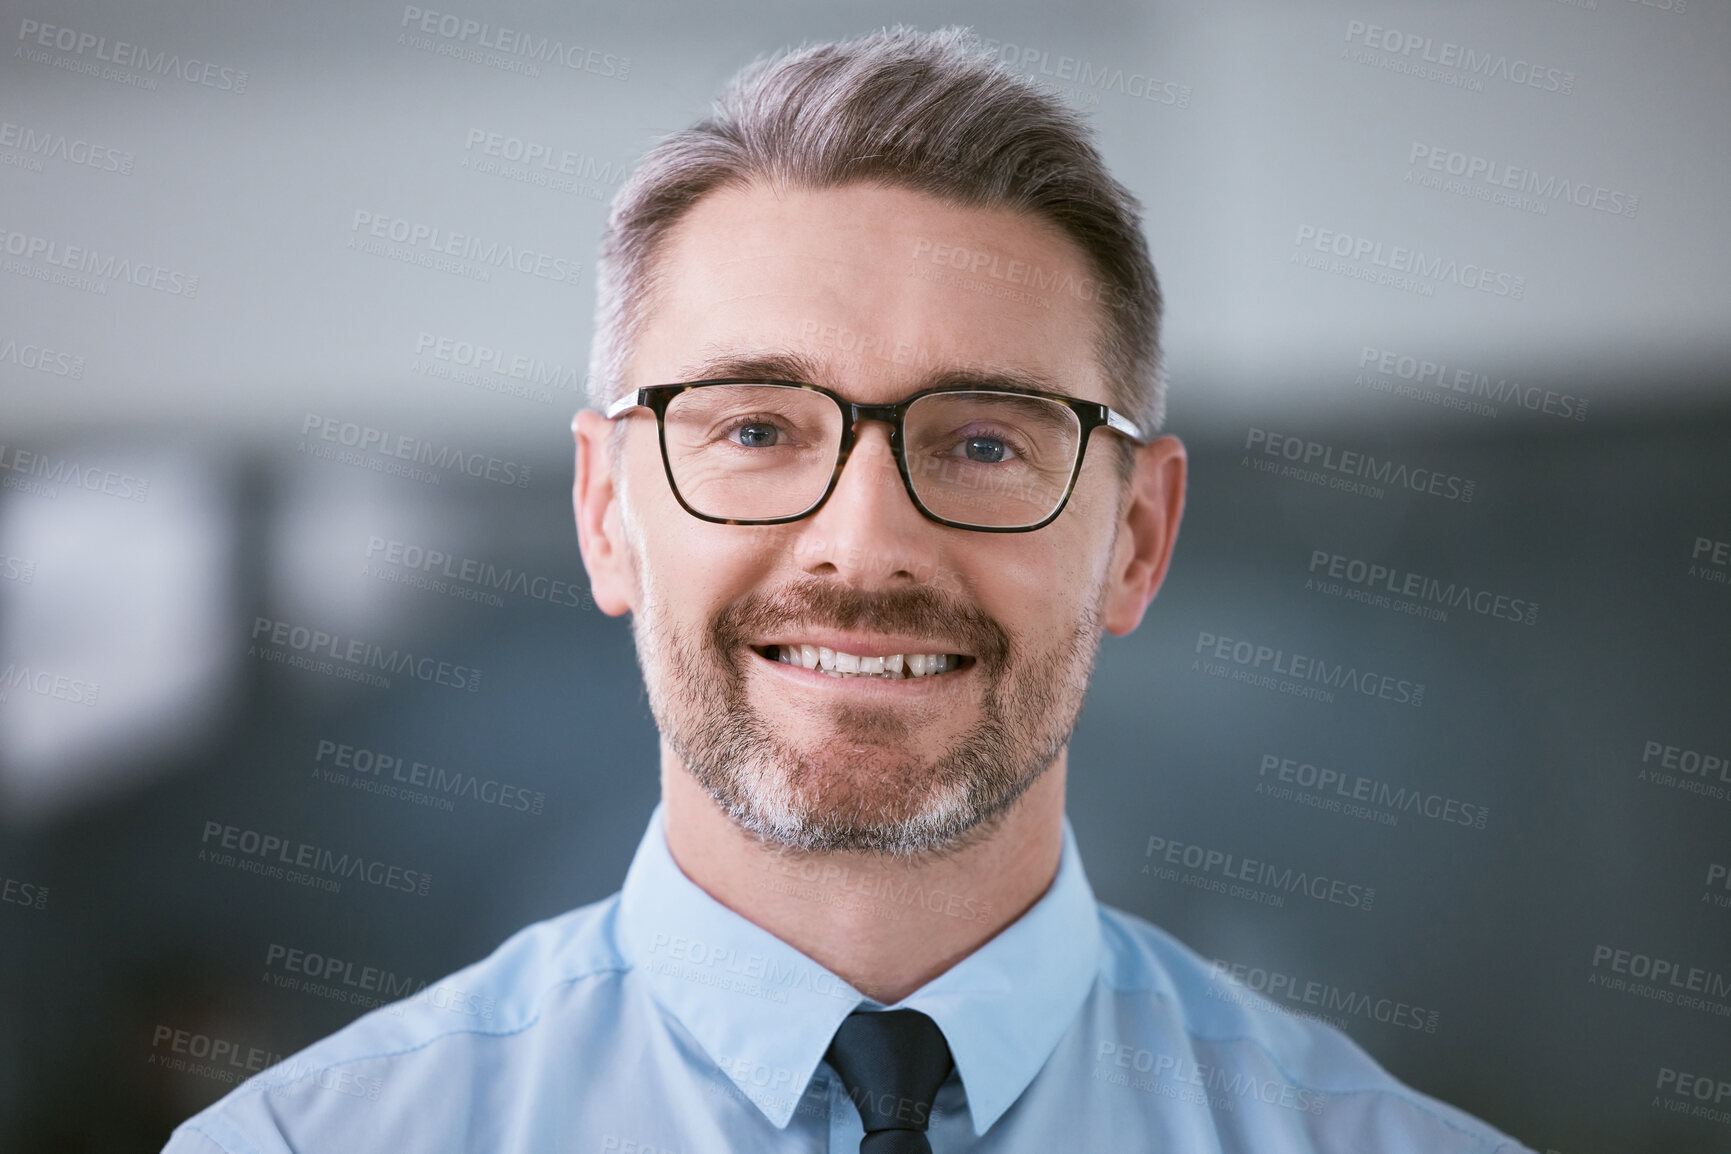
[166,27,1532,1154]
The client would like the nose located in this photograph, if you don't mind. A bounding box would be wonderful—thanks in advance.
[792,421,939,587]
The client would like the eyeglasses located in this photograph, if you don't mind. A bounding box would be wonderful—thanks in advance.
[603,378,1146,533]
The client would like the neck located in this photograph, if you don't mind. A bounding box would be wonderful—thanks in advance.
[658,742,1068,1005]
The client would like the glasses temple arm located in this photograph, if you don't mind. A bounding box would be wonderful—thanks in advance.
[1104,408,1146,443]
[603,392,643,420]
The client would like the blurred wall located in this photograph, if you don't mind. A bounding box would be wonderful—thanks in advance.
[1,1,1727,1151]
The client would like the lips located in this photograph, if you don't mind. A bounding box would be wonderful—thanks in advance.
[754,643,972,679]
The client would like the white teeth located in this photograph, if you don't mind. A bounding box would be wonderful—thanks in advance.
[770,645,960,679]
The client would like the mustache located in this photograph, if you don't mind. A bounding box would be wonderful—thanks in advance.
[711,577,1011,668]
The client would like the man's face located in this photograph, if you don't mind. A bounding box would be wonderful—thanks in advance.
[592,182,1169,856]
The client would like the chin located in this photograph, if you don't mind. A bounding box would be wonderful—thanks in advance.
[711,752,1018,858]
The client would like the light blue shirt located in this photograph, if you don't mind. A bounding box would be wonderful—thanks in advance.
[164,805,1531,1153]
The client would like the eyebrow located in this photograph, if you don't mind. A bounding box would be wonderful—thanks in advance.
[669,347,1069,400]
[673,348,828,386]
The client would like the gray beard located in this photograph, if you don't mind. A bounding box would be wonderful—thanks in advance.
[633,575,1104,857]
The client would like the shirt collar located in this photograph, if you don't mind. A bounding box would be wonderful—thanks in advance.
[617,805,863,1127]
[892,818,1100,1133]
[615,804,1101,1135]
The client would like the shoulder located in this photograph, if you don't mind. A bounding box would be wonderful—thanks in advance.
[163,894,631,1154]
[1089,903,1532,1153]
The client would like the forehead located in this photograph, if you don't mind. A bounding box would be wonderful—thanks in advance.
[634,182,1109,404]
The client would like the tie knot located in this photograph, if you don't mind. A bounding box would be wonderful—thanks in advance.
[825,1009,953,1153]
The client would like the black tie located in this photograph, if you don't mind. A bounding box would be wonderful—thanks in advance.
[825,1009,954,1153]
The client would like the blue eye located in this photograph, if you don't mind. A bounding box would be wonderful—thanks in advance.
[963,436,1010,463]
[734,423,780,448]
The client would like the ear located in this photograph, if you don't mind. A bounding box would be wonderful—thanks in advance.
[572,409,637,617]
[1100,435,1186,636]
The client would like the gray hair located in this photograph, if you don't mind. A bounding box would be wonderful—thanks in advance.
[586,25,1167,447]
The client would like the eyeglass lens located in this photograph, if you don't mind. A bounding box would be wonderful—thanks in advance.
[659,383,1083,528]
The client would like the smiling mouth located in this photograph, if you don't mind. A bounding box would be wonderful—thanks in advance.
[755,644,973,679]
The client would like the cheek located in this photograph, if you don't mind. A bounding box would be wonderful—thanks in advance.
[1056,474,1124,582]
[959,539,1089,643]
[625,487,792,620]
[621,431,712,573]
[638,527,740,620]
[993,526,1115,641]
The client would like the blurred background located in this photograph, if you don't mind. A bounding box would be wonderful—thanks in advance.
[2,0,1728,1151]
